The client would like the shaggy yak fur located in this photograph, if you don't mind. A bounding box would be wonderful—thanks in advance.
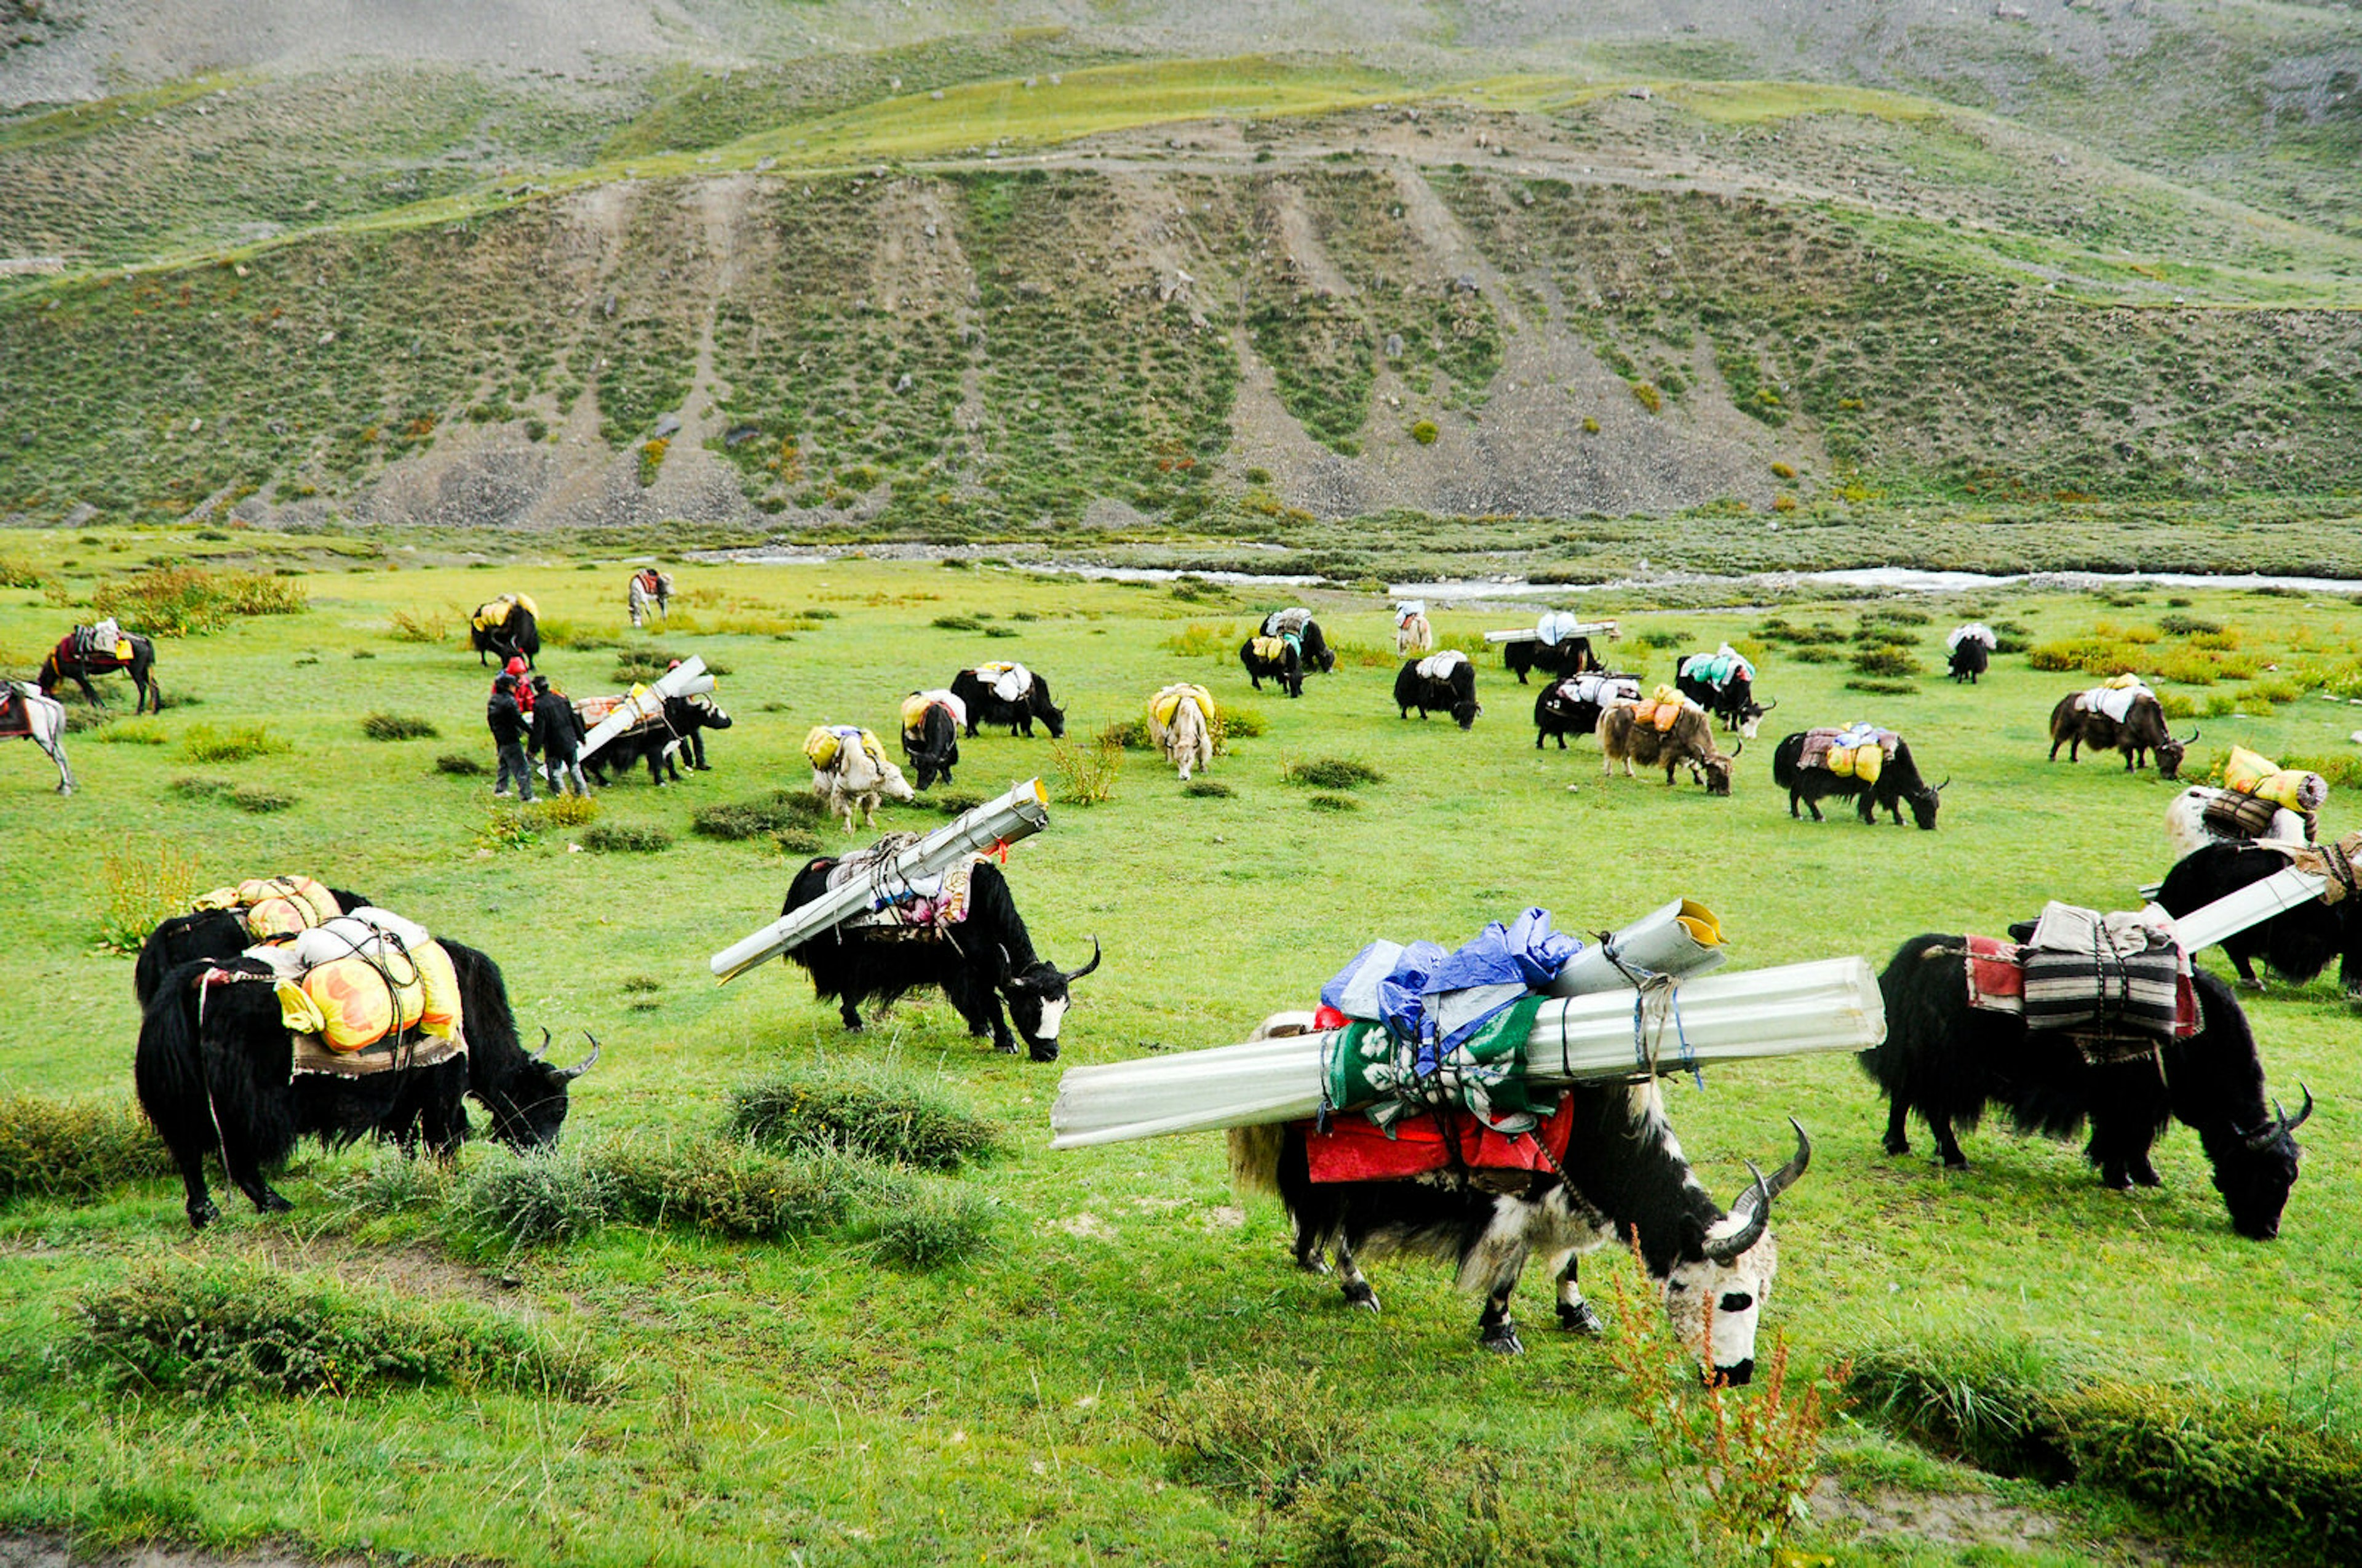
[1947,640,1989,683]
[2158,843,2360,995]
[469,603,539,667]
[1239,635,1305,699]
[584,696,733,786]
[135,937,594,1228]
[1394,657,1481,729]
[780,858,1098,1061]
[1770,731,1944,829]
[948,669,1066,738]
[1598,703,1737,794]
[1864,933,2308,1240]
[1502,635,1602,685]
[2047,691,2192,778]
[901,699,961,790]
[39,632,161,714]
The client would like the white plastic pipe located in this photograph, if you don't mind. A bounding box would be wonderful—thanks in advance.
[579,656,709,762]
[2163,866,2331,953]
[1484,620,1618,645]
[710,778,1052,982]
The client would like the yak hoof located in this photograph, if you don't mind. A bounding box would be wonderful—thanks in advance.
[256,1188,294,1214]
[1341,1281,1379,1314]
[2129,1160,2162,1188]
[1883,1134,1911,1156]
[1480,1322,1525,1355]
[1557,1300,1605,1337]
[1028,1044,1060,1064]
[1296,1254,1332,1277]
[1941,1153,1968,1172]
[186,1199,219,1230]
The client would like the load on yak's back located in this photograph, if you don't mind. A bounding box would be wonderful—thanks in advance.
[2165,744,2328,861]
[1946,623,1997,683]
[1772,724,1946,829]
[900,689,966,790]
[1599,687,1736,794]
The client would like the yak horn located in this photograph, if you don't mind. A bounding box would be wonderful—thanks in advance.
[1759,698,1778,713]
[1705,1161,1772,1264]
[529,1027,553,1063]
[2283,1085,2314,1136]
[1063,935,1102,984]
[2184,727,2202,745]
[1730,739,1745,758]
[1935,776,1952,793]
[554,1033,600,1081]
[1765,1117,1811,1199]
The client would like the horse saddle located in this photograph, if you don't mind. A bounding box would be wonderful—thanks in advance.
[0,687,25,738]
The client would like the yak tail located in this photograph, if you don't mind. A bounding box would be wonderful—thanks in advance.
[1227,1123,1285,1201]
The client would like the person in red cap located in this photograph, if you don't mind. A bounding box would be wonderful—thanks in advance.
[503,655,536,717]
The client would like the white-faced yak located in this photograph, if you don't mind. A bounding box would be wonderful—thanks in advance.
[1675,650,1772,738]
[1395,651,1481,729]
[1865,934,2307,1239]
[135,941,596,1228]
[2048,686,2192,778]
[1770,729,1946,829]
[2158,843,2361,997]
[779,857,1100,1061]
[627,568,674,628]
[39,626,161,714]
[948,665,1066,738]
[584,694,734,786]
[1533,673,1639,749]
[1239,633,1306,699]
[1599,701,1738,794]
[1228,1084,1808,1380]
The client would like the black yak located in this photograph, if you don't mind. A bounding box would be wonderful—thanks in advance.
[1770,729,1945,829]
[584,694,733,786]
[1394,651,1481,729]
[469,596,540,667]
[1229,1064,1808,1379]
[2048,686,2192,778]
[1675,649,1770,738]
[135,939,595,1228]
[1239,633,1305,699]
[1947,641,1989,683]
[1533,672,1638,749]
[948,665,1065,738]
[901,695,962,790]
[781,857,1099,1061]
[2157,843,2360,995]
[39,627,160,714]
[132,889,376,1009]
[1503,635,1604,685]
[1599,701,1737,794]
[1261,608,1334,674]
[1864,934,2307,1239]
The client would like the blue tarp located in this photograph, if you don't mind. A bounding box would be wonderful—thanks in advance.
[1322,908,1582,1050]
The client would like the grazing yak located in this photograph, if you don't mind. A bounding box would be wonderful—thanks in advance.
[627,568,674,628]
[1676,646,1771,738]
[136,936,595,1228]
[2158,842,2360,995]
[949,663,1065,738]
[1533,672,1639,749]
[39,623,160,714]
[2163,786,2312,862]
[1771,728,1946,829]
[1866,933,2307,1239]
[780,856,1099,1061]
[1946,624,1997,684]
[2048,682,2191,778]
[1503,613,1608,685]
[1230,1056,1808,1377]
[1147,683,1215,781]
[1599,698,1738,794]
[1239,632,1306,699]
[469,594,540,668]
[1262,608,1335,674]
[806,726,916,831]
[899,690,964,790]
[1,680,75,792]
[1394,650,1481,729]
[1394,602,1434,656]
[584,693,733,786]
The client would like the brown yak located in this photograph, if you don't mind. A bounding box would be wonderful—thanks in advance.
[2047,686,2193,779]
[1599,700,1739,795]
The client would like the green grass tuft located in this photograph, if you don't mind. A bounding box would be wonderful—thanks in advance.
[0,1094,172,1205]
[361,710,439,741]
[730,1070,1002,1171]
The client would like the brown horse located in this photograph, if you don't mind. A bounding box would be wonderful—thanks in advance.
[39,629,160,713]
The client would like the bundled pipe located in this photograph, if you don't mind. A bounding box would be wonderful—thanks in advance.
[2163,867,2330,953]
[709,778,1052,982]
[1547,898,1726,995]
[579,656,714,762]
[1484,619,1618,645]
[1049,955,1883,1148]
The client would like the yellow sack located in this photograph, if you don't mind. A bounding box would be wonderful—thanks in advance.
[2104,672,2143,690]
[804,726,843,770]
[1151,684,1214,732]
[276,980,327,1037]
[114,639,133,660]
[976,661,1018,678]
[512,592,539,619]
[1828,745,1858,779]
[236,875,339,940]
[413,939,463,1041]
[1853,744,1883,786]
[1251,635,1289,663]
[900,693,935,736]
[2222,746,2278,797]
[302,950,426,1054]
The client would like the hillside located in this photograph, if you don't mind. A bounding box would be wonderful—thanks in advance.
[0,4,2356,555]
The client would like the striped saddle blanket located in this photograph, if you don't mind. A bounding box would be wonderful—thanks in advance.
[1963,902,2195,1041]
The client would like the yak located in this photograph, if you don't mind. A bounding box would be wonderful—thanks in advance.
[1533,672,1638,749]
[1239,634,1306,699]
[2048,688,2191,778]
[1394,651,1481,729]
[1503,635,1604,685]
[584,694,733,786]
[1,680,75,793]
[1261,608,1335,674]
[1229,1056,1808,1379]
[1948,640,1990,684]
[812,737,917,832]
[2158,843,2360,996]
[1865,933,2308,1239]
[1394,605,1434,656]
[469,597,540,667]
[1676,654,1771,738]
[2163,786,2312,863]
[1599,701,1737,794]
[901,696,961,790]
[780,857,1099,1061]
[627,568,674,628]
[948,666,1065,738]
[135,939,596,1228]
[1770,730,1946,829]
[39,628,161,714]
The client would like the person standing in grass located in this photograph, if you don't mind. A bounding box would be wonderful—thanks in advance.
[531,673,591,797]
[487,672,535,801]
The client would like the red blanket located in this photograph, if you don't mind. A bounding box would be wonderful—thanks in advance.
[1303,1096,1578,1184]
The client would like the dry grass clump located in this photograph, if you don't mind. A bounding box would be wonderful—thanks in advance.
[434,752,487,776]
[692,790,828,840]
[1281,755,1386,789]
[1050,734,1123,805]
[1161,622,1239,659]
[95,837,198,954]
[386,608,450,643]
[179,722,288,763]
[91,567,305,637]
[854,1171,997,1269]
[580,823,672,853]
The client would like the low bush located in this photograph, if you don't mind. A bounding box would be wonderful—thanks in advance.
[532,795,600,830]
[435,752,487,776]
[1845,678,1921,696]
[1851,624,1917,647]
[692,790,826,840]
[386,608,450,643]
[94,718,167,744]
[451,1148,616,1248]
[1050,734,1123,805]
[932,790,986,816]
[1282,756,1386,789]
[1162,623,1241,661]
[91,567,306,637]
[775,828,825,855]
[168,774,231,800]
[856,1172,996,1269]
[361,711,438,741]
[730,1069,1001,1171]
[95,837,199,954]
[931,613,985,631]
[599,1140,856,1240]
[179,722,288,763]
[1144,1366,1359,1504]
[1215,704,1266,740]
[1794,646,1842,664]
[0,1094,172,1204]
[1633,627,1692,650]
[229,784,295,814]
[340,1146,455,1217]
[2158,614,2225,637]
[77,1259,608,1399]
[1850,645,1922,678]
[580,823,672,853]
[1308,794,1360,812]
[1099,716,1151,750]
[1182,779,1234,798]
[1859,605,1930,626]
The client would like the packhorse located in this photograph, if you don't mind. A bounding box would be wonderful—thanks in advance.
[39,624,160,714]
[1,681,75,792]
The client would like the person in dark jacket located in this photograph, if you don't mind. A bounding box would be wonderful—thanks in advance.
[531,674,591,797]
[488,673,535,800]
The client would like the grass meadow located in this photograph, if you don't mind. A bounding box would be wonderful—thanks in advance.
[1,533,2358,1564]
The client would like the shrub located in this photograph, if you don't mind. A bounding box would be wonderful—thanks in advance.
[91,567,306,637]
[580,823,672,853]
[229,784,295,814]
[2159,614,2224,637]
[95,837,199,953]
[339,1145,455,1217]
[1770,461,1796,479]
[1845,678,1920,696]
[692,790,825,840]
[179,722,288,763]
[1631,380,1662,414]
[1282,756,1386,789]
[94,718,167,744]
[598,1140,856,1240]
[386,608,449,643]
[1145,1366,1359,1504]
[451,1148,617,1248]
[75,1259,605,1398]
[1217,704,1267,739]
[1050,734,1123,805]
[1852,624,1916,647]
[477,804,541,852]
[1308,794,1360,812]
[531,795,600,830]
[931,614,985,631]
[775,828,825,855]
[168,774,231,800]
[932,790,987,817]
[362,711,438,741]
[1850,645,1922,678]
[0,557,44,589]
[856,1172,996,1268]
[2237,677,2302,708]
[1409,419,1439,445]
[1860,605,1930,626]
[0,1094,172,1204]
[1794,646,1841,664]
[435,752,487,776]
[1183,779,1234,798]
[1099,716,1152,751]
[1633,627,1692,650]
[730,1070,1002,1170]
